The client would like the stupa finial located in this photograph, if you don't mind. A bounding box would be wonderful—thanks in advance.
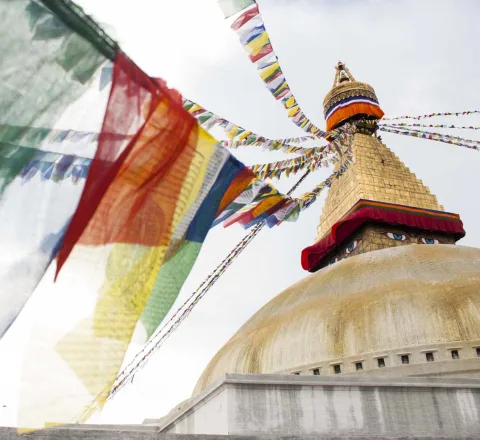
[332,61,356,87]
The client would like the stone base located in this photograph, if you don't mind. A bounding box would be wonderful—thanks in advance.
[156,374,480,437]
[1,429,478,440]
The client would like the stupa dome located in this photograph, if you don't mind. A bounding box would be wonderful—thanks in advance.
[194,244,480,395]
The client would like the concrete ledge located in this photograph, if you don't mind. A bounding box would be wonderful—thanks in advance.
[218,373,480,389]
[157,374,480,430]
[157,374,480,437]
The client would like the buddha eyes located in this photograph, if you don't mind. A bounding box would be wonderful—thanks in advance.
[387,232,408,241]
[420,237,439,244]
[385,232,440,244]
[345,240,358,254]
[330,257,340,265]
[330,240,358,264]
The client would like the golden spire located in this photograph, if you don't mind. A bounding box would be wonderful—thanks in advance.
[333,61,356,86]
[318,64,443,239]
[317,133,444,239]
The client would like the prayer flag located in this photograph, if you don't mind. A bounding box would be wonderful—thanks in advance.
[218,0,255,18]
[0,0,256,430]
[259,61,282,83]
[250,44,273,63]
[245,32,270,56]
[239,24,265,46]
[231,3,259,29]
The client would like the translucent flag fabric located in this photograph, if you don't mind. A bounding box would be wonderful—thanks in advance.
[0,0,343,430]
[0,0,256,429]
[0,0,110,338]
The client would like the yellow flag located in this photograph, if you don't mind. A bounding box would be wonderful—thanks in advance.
[188,104,202,114]
[259,61,280,81]
[246,32,270,56]
[285,96,296,109]
[227,125,240,139]
[288,105,300,117]
[237,130,252,142]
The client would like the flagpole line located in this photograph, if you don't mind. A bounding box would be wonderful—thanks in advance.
[108,169,312,399]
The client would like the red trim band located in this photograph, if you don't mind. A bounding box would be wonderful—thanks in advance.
[301,199,465,272]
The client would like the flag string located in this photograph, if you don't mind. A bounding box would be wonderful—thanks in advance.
[379,122,480,130]
[378,126,480,151]
[381,110,480,121]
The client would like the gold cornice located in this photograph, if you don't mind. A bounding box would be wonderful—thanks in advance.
[323,82,378,116]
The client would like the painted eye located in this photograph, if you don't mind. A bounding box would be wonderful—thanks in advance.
[420,237,439,244]
[345,240,358,254]
[387,232,408,241]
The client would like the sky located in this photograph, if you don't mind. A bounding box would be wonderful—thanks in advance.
[1,0,480,426]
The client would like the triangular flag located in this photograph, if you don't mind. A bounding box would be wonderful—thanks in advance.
[198,112,214,125]
[188,104,202,114]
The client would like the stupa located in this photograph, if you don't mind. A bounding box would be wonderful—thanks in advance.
[153,63,480,438]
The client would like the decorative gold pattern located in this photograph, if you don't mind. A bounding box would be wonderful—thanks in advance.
[317,133,443,239]
[323,82,378,116]
[324,62,380,117]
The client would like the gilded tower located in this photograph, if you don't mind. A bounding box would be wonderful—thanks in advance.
[302,62,464,271]
[192,63,480,397]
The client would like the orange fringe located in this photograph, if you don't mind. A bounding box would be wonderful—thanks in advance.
[326,103,384,131]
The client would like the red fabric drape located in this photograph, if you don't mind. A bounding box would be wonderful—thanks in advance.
[301,203,465,272]
[55,52,197,276]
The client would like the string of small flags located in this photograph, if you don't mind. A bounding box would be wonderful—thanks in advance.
[183,98,319,153]
[298,154,353,210]
[0,124,110,145]
[221,138,318,155]
[379,122,480,130]
[251,147,331,179]
[249,130,353,179]
[378,126,480,151]
[19,152,91,184]
[380,124,480,147]
[381,110,480,121]
[226,2,326,138]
